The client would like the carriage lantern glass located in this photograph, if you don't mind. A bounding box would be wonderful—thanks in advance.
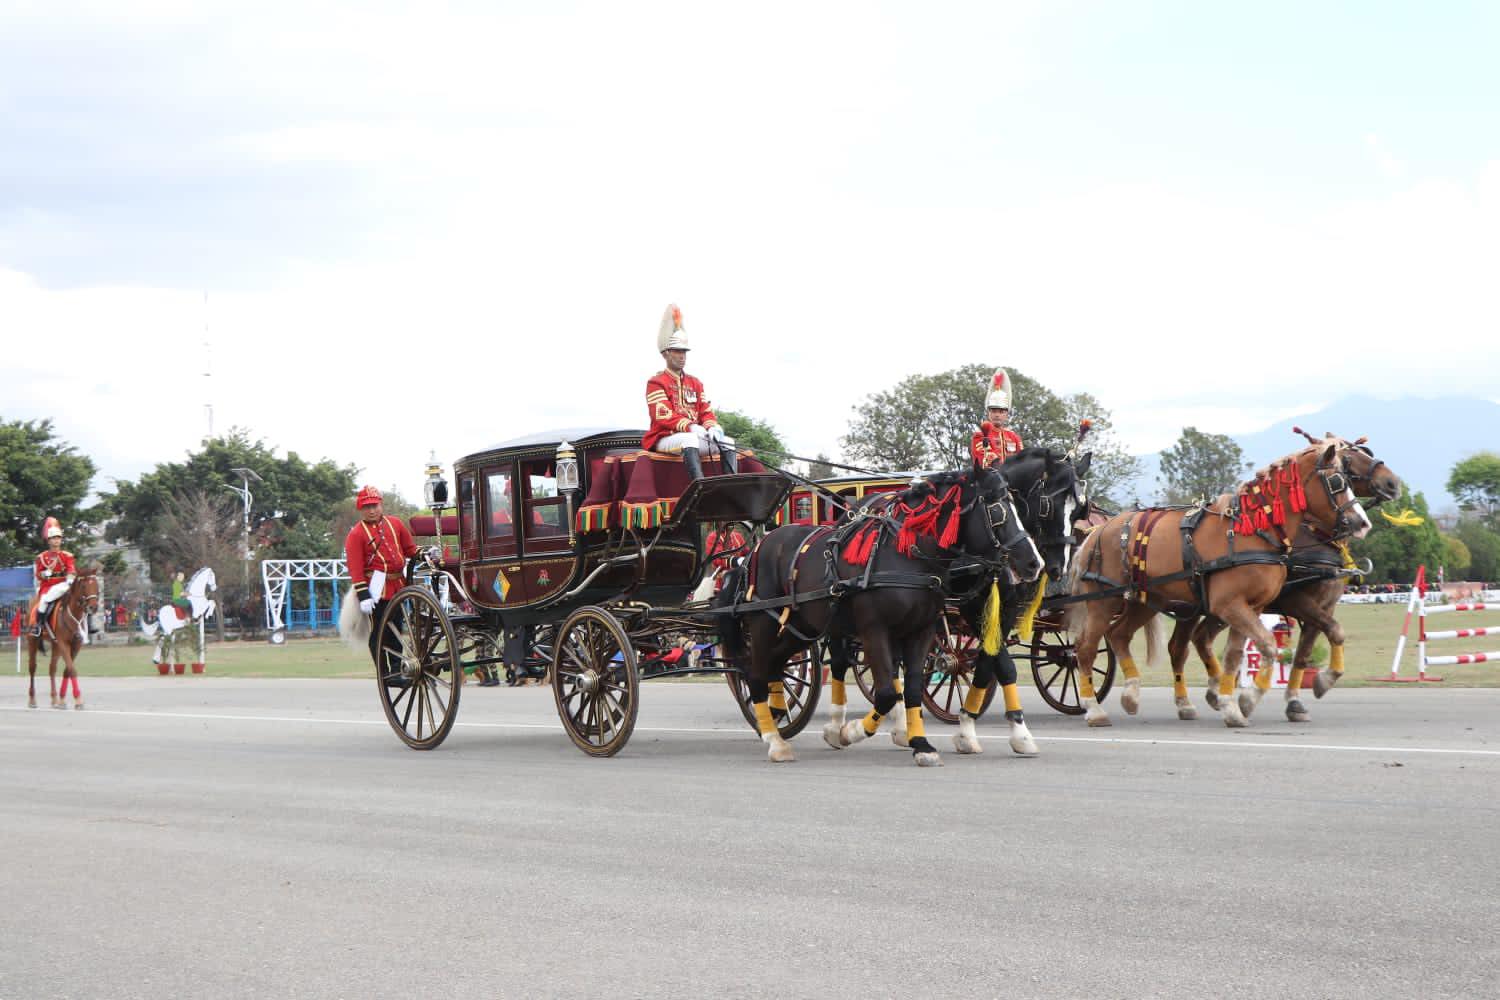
[424,451,449,510]
[555,442,579,493]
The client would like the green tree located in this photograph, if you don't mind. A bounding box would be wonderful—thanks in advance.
[102,427,357,577]
[1443,535,1472,576]
[0,418,100,566]
[841,365,1140,504]
[1447,452,1500,525]
[1158,427,1250,505]
[808,453,836,480]
[716,411,787,460]
[1349,487,1447,583]
[1454,518,1500,582]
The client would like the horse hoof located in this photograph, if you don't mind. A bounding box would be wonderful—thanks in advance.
[1177,703,1198,721]
[952,733,983,755]
[822,722,847,749]
[73,702,84,711]
[1237,689,1263,718]
[1086,713,1112,728]
[1286,700,1310,723]
[27,699,36,709]
[1222,704,1249,728]
[913,751,943,767]
[767,743,796,763]
[1204,689,1221,710]
[841,721,869,746]
[1009,735,1039,757]
[1120,680,1141,715]
[1313,670,1340,699]
[890,730,910,748]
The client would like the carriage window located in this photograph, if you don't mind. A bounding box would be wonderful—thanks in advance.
[486,471,513,538]
[522,462,565,539]
[460,476,477,544]
[793,494,813,523]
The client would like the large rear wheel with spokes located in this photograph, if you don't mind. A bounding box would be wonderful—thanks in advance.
[551,606,639,757]
[921,611,996,723]
[375,587,461,750]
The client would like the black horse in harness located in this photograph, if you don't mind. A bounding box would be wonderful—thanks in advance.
[716,464,1042,765]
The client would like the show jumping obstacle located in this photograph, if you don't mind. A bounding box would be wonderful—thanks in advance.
[1382,564,1500,682]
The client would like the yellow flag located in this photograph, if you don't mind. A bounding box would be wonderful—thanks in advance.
[1380,508,1424,527]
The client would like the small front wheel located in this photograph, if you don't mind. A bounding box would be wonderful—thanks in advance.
[552,607,638,757]
[375,587,461,749]
[727,645,824,739]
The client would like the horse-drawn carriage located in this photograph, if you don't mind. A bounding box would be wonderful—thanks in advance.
[371,428,823,755]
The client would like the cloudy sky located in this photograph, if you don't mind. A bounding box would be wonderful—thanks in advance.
[3,1,1497,503]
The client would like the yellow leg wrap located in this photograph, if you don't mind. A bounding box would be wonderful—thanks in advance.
[1330,644,1344,676]
[830,678,847,707]
[1172,672,1188,700]
[1255,657,1273,691]
[1218,670,1238,697]
[861,709,883,737]
[905,706,925,740]
[1120,656,1139,680]
[769,680,787,711]
[753,701,776,736]
[963,683,989,716]
[1001,683,1021,713]
[1288,666,1305,692]
[1078,666,1096,699]
[893,674,905,695]
[1204,652,1223,680]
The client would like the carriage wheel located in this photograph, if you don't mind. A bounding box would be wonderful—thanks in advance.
[1029,626,1116,716]
[375,587,461,750]
[454,626,503,685]
[551,607,639,757]
[922,614,997,724]
[726,646,824,740]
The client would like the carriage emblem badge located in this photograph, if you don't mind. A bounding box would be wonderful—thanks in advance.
[536,569,551,587]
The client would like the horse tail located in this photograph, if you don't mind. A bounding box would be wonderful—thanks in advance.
[1064,527,1100,640]
[338,587,370,650]
[1144,613,1167,671]
[713,564,748,660]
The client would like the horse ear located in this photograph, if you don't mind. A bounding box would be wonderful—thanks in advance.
[1074,452,1092,478]
[1319,440,1338,465]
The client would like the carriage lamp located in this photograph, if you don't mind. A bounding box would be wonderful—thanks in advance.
[424,451,449,510]
[555,442,580,493]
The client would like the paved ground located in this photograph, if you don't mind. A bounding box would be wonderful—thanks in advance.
[2,678,1497,999]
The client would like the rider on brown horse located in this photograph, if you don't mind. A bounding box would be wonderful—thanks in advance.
[29,517,76,638]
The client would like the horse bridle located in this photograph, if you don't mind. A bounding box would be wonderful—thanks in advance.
[1313,452,1370,540]
[1340,444,1397,506]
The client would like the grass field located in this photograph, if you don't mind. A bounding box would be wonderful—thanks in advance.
[6,602,1497,687]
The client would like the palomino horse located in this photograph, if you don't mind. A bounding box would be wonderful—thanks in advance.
[820,446,1089,759]
[1167,433,1401,723]
[1066,438,1376,728]
[717,464,1042,765]
[27,569,101,709]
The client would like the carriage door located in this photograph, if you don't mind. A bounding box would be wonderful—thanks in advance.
[518,459,571,604]
[458,474,479,566]
[478,464,523,606]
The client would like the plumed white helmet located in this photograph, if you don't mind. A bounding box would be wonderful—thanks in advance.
[657,303,690,353]
[42,516,63,540]
[985,369,1013,410]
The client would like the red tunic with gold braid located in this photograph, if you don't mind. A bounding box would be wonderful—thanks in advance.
[643,369,719,451]
[970,422,1024,468]
[344,516,418,602]
[35,549,77,596]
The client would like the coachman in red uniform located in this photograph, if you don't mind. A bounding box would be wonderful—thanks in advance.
[344,485,419,668]
[643,303,737,480]
[30,517,77,637]
[970,368,1024,468]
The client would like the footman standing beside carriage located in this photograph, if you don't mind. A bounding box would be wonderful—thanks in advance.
[344,485,420,669]
[643,303,737,480]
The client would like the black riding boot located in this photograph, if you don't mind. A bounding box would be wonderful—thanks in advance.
[682,447,704,481]
[719,446,738,474]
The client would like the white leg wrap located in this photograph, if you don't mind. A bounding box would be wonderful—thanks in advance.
[1084,697,1112,727]
[763,732,795,762]
[842,720,870,746]
[1120,676,1141,715]
[1008,719,1039,756]
[1174,696,1198,721]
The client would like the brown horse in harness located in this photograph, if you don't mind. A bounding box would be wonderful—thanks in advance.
[1167,433,1402,723]
[26,569,101,709]
[1066,438,1387,728]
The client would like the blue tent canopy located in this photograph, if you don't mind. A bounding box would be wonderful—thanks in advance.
[0,565,34,604]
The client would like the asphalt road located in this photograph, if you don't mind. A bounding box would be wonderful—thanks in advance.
[2,678,1497,1000]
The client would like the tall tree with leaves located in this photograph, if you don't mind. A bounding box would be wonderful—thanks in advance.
[841,364,1140,504]
[103,427,358,573]
[1157,427,1249,505]
[1349,487,1447,584]
[716,410,788,461]
[0,418,99,566]
[1447,452,1500,525]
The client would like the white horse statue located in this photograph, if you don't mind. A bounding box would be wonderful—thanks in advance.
[141,567,217,673]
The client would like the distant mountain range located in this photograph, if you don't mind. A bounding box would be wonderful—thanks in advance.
[1123,395,1500,510]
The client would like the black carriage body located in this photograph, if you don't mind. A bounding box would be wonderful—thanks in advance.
[449,428,703,628]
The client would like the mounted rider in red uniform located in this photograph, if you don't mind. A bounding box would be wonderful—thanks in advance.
[643,303,737,480]
[970,368,1024,468]
[344,486,421,666]
[29,517,76,637]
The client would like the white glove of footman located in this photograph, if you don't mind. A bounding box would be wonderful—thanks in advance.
[708,425,725,442]
[359,598,376,615]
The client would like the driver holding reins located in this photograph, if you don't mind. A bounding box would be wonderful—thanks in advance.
[29,517,76,637]
[643,303,738,481]
[970,368,1024,468]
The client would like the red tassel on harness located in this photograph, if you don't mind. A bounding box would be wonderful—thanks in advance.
[1271,489,1286,526]
[1288,465,1307,512]
[843,523,878,566]
[1235,492,1255,535]
[937,502,961,549]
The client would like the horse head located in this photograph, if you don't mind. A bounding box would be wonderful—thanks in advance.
[1338,437,1402,505]
[965,465,1044,583]
[73,569,102,615]
[1004,447,1091,582]
[1287,440,1374,540]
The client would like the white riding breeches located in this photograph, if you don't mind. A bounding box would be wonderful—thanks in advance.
[655,430,735,455]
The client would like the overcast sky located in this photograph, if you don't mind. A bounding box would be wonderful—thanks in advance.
[3,1,1497,504]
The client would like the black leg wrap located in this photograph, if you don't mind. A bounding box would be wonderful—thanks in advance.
[682,447,704,480]
[872,687,900,716]
[909,736,937,755]
[1004,709,1025,724]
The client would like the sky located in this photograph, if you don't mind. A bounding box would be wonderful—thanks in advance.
[3,1,1497,505]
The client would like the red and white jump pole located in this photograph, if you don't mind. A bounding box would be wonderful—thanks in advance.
[1382,564,1500,681]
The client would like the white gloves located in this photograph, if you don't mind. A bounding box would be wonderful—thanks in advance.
[359,598,376,615]
[423,545,442,564]
[707,425,725,442]
[689,424,706,436]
